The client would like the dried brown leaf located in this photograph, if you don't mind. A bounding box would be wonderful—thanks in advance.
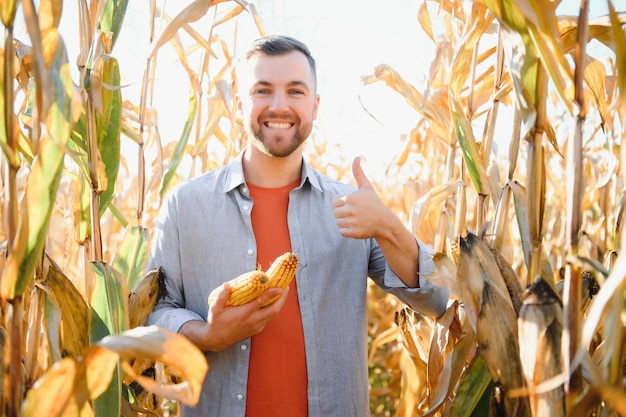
[98,326,208,406]
[41,254,89,358]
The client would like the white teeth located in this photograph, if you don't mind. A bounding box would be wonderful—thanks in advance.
[266,122,291,130]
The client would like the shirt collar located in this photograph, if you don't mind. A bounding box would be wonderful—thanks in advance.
[222,151,323,193]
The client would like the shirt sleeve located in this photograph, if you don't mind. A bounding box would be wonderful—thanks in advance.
[380,238,450,317]
[146,189,205,333]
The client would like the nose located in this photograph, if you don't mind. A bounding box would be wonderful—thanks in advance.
[269,90,289,112]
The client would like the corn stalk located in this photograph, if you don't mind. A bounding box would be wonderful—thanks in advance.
[0,1,261,416]
[365,0,626,416]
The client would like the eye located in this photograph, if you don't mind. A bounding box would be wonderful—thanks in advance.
[255,88,271,95]
[289,89,305,95]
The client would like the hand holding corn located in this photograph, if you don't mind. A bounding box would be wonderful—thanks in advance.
[208,252,299,307]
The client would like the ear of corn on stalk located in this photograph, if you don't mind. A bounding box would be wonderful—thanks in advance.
[128,267,167,329]
[518,277,565,417]
[456,232,527,417]
[207,252,298,307]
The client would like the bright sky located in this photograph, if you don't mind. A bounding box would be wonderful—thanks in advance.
[116,0,434,178]
[34,0,626,182]
[123,0,622,180]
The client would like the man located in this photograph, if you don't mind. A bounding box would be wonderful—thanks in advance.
[146,34,449,417]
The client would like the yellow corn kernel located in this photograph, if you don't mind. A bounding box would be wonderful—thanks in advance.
[208,270,269,307]
[449,236,460,266]
[262,252,298,306]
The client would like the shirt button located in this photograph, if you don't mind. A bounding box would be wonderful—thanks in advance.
[242,204,249,211]
[236,394,244,400]
[247,249,253,255]
[242,186,248,194]
[240,344,248,351]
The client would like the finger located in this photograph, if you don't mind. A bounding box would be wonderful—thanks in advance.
[209,282,232,312]
[333,205,347,220]
[259,286,289,309]
[332,194,347,208]
[352,156,373,190]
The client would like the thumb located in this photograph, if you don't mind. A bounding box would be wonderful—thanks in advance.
[352,156,373,190]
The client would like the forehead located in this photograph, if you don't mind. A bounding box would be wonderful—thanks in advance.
[238,51,315,90]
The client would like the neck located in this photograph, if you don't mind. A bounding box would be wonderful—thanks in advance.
[242,147,303,188]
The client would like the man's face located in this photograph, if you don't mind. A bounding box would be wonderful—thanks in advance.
[238,51,320,158]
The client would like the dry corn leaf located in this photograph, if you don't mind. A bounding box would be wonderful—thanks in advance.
[607,2,626,112]
[417,1,434,41]
[431,252,460,300]
[583,57,609,128]
[422,302,458,415]
[409,181,464,244]
[41,254,89,358]
[21,359,79,417]
[491,245,524,315]
[98,326,208,406]
[148,0,244,58]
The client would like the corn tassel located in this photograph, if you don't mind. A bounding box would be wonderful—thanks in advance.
[262,252,299,306]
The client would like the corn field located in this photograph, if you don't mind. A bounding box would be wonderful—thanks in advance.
[1,0,626,416]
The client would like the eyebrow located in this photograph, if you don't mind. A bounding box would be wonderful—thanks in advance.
[253,80,311,91]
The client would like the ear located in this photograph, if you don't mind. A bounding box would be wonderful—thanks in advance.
[236,93,243,117]
[312,94,320,120]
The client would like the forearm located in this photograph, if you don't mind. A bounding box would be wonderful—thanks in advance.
[374,211,420,288]
[179,319,222,352]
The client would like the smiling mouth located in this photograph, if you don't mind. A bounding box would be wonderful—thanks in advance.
[265,121,293,130]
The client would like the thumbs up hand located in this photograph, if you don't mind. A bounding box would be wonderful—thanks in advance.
[332,157,392,239]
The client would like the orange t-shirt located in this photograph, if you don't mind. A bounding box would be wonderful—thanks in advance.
[245,179,308,416]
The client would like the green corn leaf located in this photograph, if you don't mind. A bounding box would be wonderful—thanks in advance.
[0,43,10,159]
[450,96,490,196]
[1,28,74,299]
[92,54,122,215]
[482,0,573,113]
[99,0,129,49]
[159,90,198,197]
[448,356,492,417]
[112,226,150,291]
[74,174,92,244]
[90,262,128,342]
[90,262,128,417]
[68,114,91,179]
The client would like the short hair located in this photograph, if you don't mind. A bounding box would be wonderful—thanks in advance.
[244,35,317,86]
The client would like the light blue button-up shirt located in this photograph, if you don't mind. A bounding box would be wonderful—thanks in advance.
[146,154,449,417]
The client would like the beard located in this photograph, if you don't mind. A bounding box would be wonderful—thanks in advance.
[246,117,313,158]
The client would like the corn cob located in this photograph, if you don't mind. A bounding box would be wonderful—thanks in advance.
[207,270,269,307]
[128,267,167,328]
[262,252,299,306]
